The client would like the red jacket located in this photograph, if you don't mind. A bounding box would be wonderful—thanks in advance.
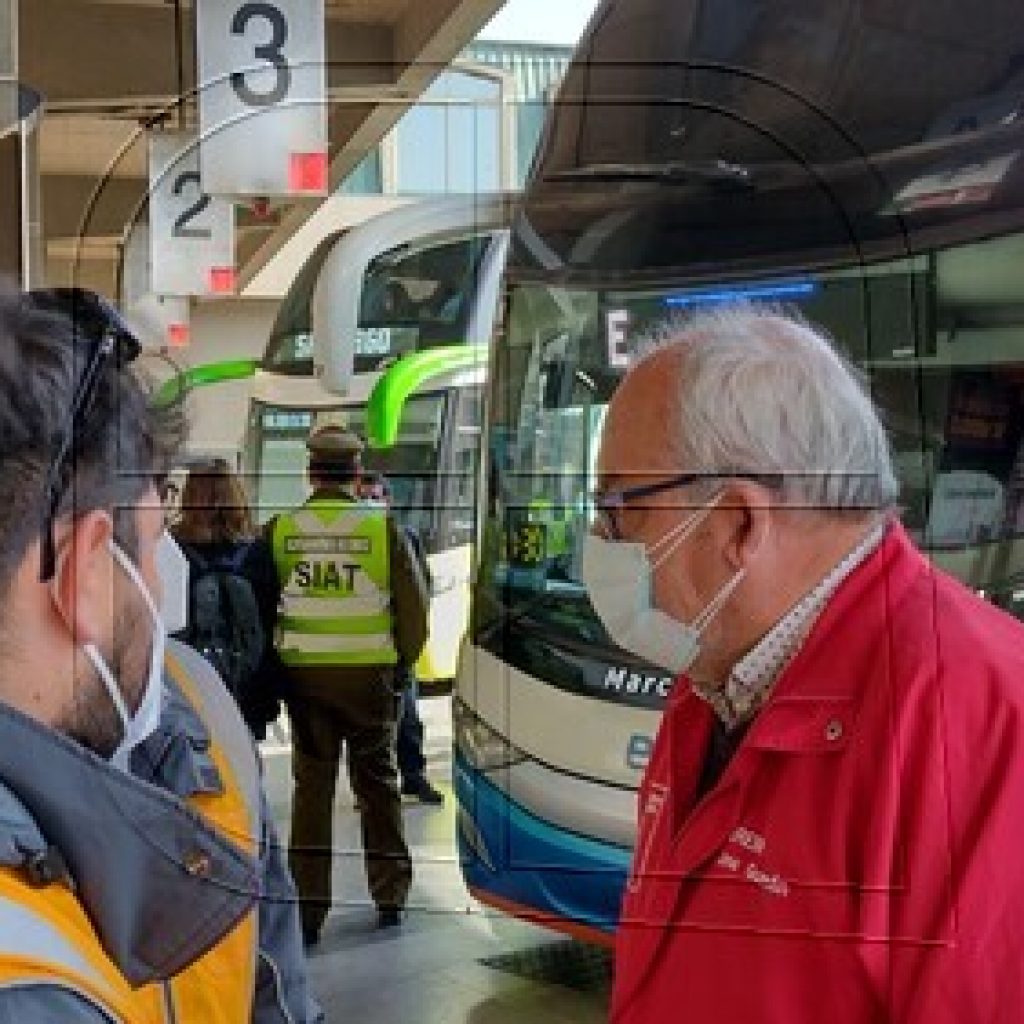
[612,524,1024,1023]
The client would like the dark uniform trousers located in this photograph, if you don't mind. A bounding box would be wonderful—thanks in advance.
[286,666,412,934]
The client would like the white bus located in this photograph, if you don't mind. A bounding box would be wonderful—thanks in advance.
[244,197,512,683]
[456,0,1024,942]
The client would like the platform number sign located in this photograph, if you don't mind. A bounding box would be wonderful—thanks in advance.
[149,132,236,297]
[228,4,293,108]
[197,0,328,197]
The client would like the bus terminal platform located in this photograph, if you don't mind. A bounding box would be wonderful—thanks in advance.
[259,696,610,1023]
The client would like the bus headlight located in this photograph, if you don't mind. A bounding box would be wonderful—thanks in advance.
[453,698,528,771]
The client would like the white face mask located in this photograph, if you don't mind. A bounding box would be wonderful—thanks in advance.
[154,531,189,634]
[83,539,167,771]
[580,497,745,675]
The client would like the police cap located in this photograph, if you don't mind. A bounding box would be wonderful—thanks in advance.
[307,428,365,481]
[307,426,364,458]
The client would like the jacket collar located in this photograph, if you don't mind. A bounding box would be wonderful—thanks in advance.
[129,673,224,798]
[0,779,47,869]
[676,521,929,756]
[309,485,359,503]
[0,673,257,987]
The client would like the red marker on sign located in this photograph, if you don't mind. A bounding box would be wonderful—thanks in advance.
[289,152,328,194]
[167,323,190,348]
[208,267,237,295]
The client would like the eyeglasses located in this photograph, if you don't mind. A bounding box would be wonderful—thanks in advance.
[592,472,782,540]
[33,289,142,580]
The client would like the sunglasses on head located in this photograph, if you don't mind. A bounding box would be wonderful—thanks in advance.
[30,288,142,581]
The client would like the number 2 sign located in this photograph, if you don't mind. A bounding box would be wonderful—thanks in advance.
[149,132,236,297]
[197,0,328,197]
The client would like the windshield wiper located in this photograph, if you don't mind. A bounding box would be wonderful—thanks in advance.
[546,159,752,187]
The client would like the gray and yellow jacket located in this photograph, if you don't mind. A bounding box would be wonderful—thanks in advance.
[0,640,321,1023]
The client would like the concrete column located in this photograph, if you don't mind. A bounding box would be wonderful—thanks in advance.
[0,0,13,89]
[20,97,42,288]
[0,131,20,281]
[0,0,43,288]
[0,0,20,281]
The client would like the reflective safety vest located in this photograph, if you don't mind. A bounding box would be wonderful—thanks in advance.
[0,645,260,1023]
[272,497,399,668]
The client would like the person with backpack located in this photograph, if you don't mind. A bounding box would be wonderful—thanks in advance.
[173,460,283,741]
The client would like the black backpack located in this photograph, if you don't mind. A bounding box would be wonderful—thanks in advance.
[183,545,265,695]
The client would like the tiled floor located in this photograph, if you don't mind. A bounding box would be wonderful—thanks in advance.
[259,698,611,1024]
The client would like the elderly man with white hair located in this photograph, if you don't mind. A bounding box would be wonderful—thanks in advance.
[585,308,1024,1024]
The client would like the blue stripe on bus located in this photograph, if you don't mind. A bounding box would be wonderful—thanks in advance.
[455,755,630,934]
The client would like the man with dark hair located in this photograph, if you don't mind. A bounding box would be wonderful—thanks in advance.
[0,285,320,1023]
[272,427,428,944]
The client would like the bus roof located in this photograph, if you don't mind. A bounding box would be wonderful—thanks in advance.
[366,344,487,449]
[515,0,1024,283]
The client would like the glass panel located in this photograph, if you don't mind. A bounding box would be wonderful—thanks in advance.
[338,149,383,195]
[516,100,550,188]
[395,69,501,195]
[356,393,449,550]
[442,384,484,547]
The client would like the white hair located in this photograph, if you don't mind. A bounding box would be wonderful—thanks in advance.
[636,305,899,512]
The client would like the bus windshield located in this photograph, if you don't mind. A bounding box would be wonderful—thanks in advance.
[358,235,491,350]
[263,234,490,376]
[476,232,1024,704]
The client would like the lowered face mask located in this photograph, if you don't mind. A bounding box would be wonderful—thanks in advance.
[580,495,745,675]
[83,539,167,771]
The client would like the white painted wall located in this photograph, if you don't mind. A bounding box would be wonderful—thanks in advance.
[175,297,279,463]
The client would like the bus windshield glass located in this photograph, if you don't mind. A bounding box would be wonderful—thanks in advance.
[263,234,490,376]
[477,231,1024,704]
[357,235,491,354]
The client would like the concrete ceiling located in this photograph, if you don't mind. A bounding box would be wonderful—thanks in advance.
[21,0,505,296]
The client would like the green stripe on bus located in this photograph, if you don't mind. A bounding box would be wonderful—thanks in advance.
[155,359,260,407]
[366,344,488,449]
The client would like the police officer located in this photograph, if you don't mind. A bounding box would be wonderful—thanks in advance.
[272,427,428,944]
[0,286,319,1022]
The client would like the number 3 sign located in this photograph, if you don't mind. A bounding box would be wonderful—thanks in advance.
[197,0,328,197]
[149,131,236,297]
